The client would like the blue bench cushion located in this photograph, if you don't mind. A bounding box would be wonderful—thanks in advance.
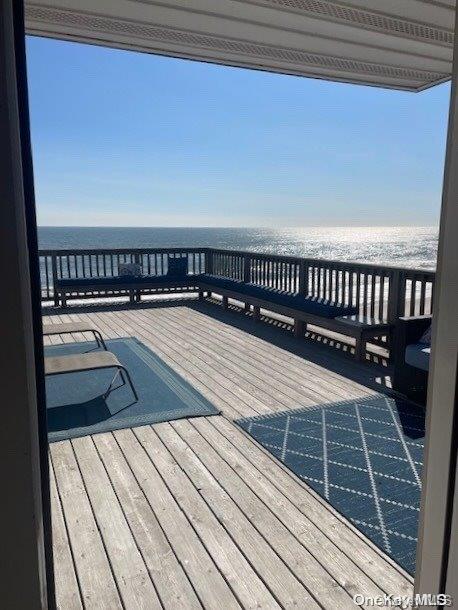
[167,257,188,276]
[405,343,430,372]
[56,275,194,288]
[199,274,358,318]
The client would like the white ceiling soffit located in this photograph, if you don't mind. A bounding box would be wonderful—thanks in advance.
[25,0,456,91]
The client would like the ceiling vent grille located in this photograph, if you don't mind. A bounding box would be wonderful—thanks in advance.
[26,5,449,86]
[251,0,454,45]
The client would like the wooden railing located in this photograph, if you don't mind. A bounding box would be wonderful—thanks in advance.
[207,249,435,323]
[39,246,435,321]
[39,247,207,304]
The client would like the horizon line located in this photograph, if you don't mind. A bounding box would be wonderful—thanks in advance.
[38,224,439,229]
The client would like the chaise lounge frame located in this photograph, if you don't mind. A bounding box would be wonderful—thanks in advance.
[44,351,138,403]
[43,322,107,350]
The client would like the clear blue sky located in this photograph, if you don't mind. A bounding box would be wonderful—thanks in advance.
[26,36,450,228]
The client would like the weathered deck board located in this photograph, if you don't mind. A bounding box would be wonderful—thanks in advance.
[104,306,353,417]
[112,305,377,414]
[93,308,258,419]
[49,461,83,610]
[132,425,283,609]
[152,307,369,406]
[169,419,362,610]
[162,305,381,394]
[71,436,162,609]
[50,441,123,609]
[148,423,315,609]
[92,432,202,610]
[112,427,241,610]
[45,302,413,609]
[188,417,391,599]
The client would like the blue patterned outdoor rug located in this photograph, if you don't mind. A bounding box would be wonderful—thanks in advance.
[236,395,425,575]
[45,337,219,442]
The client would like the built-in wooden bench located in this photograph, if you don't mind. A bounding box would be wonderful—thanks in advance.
[55,256,391,360]
[55,275,202,306]
[330,314,392,361]
[55,268,393,361]
[197,275,392,361]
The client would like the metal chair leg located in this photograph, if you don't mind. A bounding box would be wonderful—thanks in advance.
[103,366,130,398]
[121,366,138,402]
[103,369,122,399]
[94,330,107,350]
[102,365,138,404]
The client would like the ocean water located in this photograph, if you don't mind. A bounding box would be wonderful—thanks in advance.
[38,226,438,270]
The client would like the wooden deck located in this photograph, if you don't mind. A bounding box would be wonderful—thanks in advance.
[44,298,414,609]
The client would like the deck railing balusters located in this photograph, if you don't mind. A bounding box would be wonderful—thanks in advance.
[409,279,416,316]
[420,278,426,316]
[39,247,435,321]
[369,273,376,318]
[51,254,58,306]
[341,270,346,307]
[378,275,385,321]
[298,260,306,296]
[361,273,367,317]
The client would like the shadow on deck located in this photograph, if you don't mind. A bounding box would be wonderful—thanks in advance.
[43,294,393,393]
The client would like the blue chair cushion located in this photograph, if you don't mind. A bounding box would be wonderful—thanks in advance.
[419,325,432,345]
[198,275,358,318]
[405,343,430,372]
[56,275,192,288]
[167,257,188,276]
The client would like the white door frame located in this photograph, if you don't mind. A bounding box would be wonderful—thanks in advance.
[414,7,458,604]
[0,1,51,608]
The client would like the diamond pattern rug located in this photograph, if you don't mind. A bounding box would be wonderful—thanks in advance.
[236,395,425,575]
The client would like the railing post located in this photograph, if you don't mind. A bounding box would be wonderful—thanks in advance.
[298,260,308,295]
[293,260,308,337]
[133,253,141,302]
[205,249,214,275]
[243,255,251,283]
[388,269,405,323]
[51,254,59,307]
[242,254,252,311]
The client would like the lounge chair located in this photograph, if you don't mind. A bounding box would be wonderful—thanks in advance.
[43,322,107,350]
[45,351,138,403]
[393,315,431,403]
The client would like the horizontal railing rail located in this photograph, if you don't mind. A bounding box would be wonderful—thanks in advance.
[39,246,435,321]
[207,247,435,274]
